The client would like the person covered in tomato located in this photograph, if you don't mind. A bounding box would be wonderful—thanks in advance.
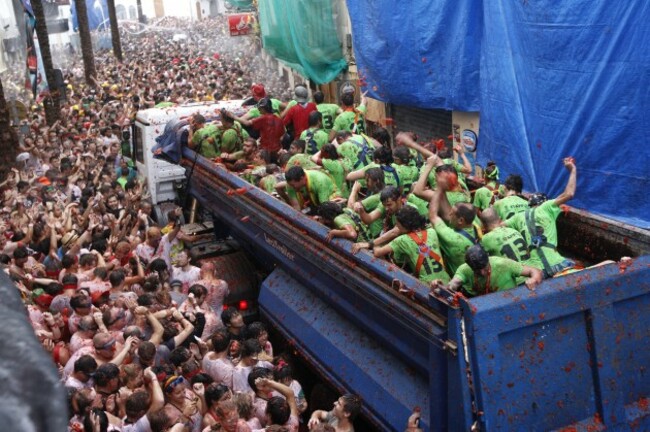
[372,205,449,284]
[281,85,317,141]
[432,244,542,297]
[228,98,285,164]
[504,157,579,279]
[162,375,204,432]
[276,166,342,213]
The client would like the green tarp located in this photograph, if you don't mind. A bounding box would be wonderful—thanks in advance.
[225,0,254,9]
[258,0,348,84]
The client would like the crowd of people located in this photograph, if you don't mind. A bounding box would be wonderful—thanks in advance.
[0,12,587,432]
[0,17,369,432]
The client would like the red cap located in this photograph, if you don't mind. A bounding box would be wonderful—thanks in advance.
[90,290,110,305]
[251,84,266,100]
[34,293,54,309]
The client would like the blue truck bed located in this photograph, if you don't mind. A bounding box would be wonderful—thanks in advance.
[181,148,650,431]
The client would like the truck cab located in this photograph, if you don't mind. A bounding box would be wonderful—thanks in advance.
[131,100,245,205]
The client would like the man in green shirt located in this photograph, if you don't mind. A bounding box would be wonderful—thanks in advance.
[331,91,367,140]
[473,161,503,212]
[373,206,449,284]
[494,174,529,221]
[300,111,330,155]
[276,166,341,212]
[434,244,542,297]
[188,114,219,158]
[313,91,342,136]
[479,208,532,264]
[428,185,482,276]
[356,186,428,235]
[285,139,319,170]
[336,131,376,171]
[505,158,578,278]
[413,156,471,209]
[348,167,386,240]
[218,111,249,155]
[312,143,350,199]
[396,132,472,191]
[318,201,371,243]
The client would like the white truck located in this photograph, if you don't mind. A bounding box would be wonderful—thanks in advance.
[131,100,245,207]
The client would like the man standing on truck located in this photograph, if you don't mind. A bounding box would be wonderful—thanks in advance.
[330,91,368,141]
[228,98,285,163]
[313,90,342,137]
[301,111,330,156]
[220,137,265,171]
[505,157,578,278]
[282,85,317,140]
[427,179,482,276]
[188,114,219,159]
[433,244,543,296]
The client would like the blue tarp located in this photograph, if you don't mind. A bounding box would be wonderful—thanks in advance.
[71,0,109,32]
[346,0,481,111]
[347,0,650,228]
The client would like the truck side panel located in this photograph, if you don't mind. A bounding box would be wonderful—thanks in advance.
[260,268,431,431]
[462,257,650,431]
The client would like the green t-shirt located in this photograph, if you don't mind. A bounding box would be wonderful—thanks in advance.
[219,122,249,154]
[287,170,340,208]
[375,195,429,232]
[300,127,330,155]
[322,158,349,199]
[433,219,479,276]
[317,103,340,133]
[333,106,367,134]
[286,153,319,170]
[505,200,566,272]
[259,175,278,194]
[191,124,220,158]
[446,190,471,208]
[473,186,494,211]
[426,158,468,190]
[389,228,450,284]
[247,98,283,118]
[360,193,383,239]
[454,256,525,297]
[337,134,375,170]
[480,226,531,264]
[494,195,529,221]
[396,164,420,193]
[333,208,371,243]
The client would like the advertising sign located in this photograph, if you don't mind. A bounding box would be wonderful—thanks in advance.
[228,13,256,36]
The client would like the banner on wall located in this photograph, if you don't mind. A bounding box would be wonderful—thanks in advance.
[228,13,256,36]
